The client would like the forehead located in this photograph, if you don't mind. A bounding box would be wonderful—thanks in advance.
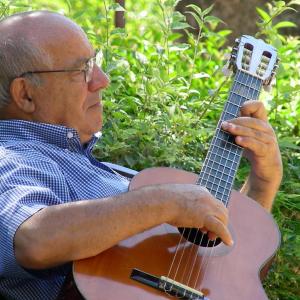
[43,28,94,68]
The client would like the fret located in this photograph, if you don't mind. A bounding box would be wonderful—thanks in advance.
[229,91,252,100]
[224,104,240,117]
[198,178,233,205]
[227,92,249,106]
[197,70,263,205]
[234,78,260,92]
[213,131,242,147]
[199,168,235,182]
[206,156,240,172]
[199,167,235,182]
[209,135,243,155]
[199,177,232,193]
[221,111,237,119]
[226,99,242,108]
[201,153,240,170]
[235,71,262,90]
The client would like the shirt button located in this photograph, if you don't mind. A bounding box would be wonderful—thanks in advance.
[67,132,74,139]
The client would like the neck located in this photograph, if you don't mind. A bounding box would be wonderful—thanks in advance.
[197,70,263,206]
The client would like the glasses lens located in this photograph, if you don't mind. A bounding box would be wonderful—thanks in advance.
[95,50,103,68]
[86,58,94,83]
[86,50,103,83]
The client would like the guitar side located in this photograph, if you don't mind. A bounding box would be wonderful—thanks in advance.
[73,167,280,300]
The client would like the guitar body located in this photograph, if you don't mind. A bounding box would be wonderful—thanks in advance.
[73,167,280,300]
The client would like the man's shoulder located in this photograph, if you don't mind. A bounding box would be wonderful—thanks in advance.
[0,142,59,169]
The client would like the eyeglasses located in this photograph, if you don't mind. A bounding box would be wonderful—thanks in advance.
[19,50,103,83]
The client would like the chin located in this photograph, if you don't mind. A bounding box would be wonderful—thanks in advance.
[90,118,103,134]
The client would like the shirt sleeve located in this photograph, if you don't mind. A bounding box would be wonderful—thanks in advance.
[0,154,70,279]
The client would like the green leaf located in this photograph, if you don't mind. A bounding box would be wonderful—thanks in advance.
[186,11,202,27]
[72,9,86,19]
[256,7,270,22]
[169,43,190,51]
[109,3,125,12]
[171,21,190,30]
[110,28,127,36]
[186,4,203,17]
[193,72,210,79]
[202,4,214,16]
[204,15,224,25]
[274,21,297,29]
[289,0,300,5]
[279,138,300,150]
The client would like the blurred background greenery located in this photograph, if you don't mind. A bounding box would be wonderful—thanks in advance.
[1,0,299,299]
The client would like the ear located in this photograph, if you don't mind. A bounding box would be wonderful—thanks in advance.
[10,78,35,113]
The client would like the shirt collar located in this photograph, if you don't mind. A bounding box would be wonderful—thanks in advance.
[0,119,101,154]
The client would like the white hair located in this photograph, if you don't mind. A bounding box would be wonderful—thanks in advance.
[0,36,53,108]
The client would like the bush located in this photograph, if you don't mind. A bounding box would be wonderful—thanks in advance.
[1,0,299,299]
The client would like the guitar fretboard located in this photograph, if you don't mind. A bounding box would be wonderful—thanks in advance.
[197,70,263,206]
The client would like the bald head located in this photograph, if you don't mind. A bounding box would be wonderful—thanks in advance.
[0,10,92,110]
[0,11,87,54]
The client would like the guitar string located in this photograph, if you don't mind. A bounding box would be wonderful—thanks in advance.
[163,187,201,294]
[190,53,270,296]
[172,69,246,298]
[163,68,264,297]
[203,74,264,285]
[169,71,243,296]
[184,70,248,293]
[194,72,259,284]
[166,70,243,298]
[163,226,194,295]
[165,50,270,297]
[191,72,263,297]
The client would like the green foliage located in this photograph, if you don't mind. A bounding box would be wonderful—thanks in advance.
[1,0,299,298]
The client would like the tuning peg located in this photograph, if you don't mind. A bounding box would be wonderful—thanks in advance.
[263,75,276,92]
[222,63,233,77]
[222,53,234,77]
[263,84,272,93]
[234,37,241,45]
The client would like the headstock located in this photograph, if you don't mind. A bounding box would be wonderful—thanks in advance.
[227,35,279,88]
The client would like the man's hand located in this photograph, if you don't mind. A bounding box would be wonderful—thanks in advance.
[221,100,282,211]
[164,184,233,246]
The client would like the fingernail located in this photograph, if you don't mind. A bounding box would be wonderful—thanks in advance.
[222,121,229,129]
[229,239,234,246]
[236,136,242,143]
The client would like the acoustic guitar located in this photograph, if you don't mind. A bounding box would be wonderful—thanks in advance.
[73,35,281,300]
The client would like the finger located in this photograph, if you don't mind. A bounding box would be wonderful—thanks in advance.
[211,200,229,226]
[222,117,273,134]
[221,120,275,143]
[235,136,271,156]
[240,100,268,121]
[199,188,229,224]
[200,227,208,234]
[204,215,233,246]
[208,232,217,241]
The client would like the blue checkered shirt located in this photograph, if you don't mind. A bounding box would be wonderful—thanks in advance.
[0,120,129,300]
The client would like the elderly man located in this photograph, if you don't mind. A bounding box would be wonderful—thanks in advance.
[0,10,282,300]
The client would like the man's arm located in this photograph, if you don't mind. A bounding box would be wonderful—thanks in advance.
[222,100,282,211]
[14,183,232,270]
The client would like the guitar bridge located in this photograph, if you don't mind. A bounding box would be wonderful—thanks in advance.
[130,268,210,300]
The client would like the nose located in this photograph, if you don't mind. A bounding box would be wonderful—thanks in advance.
[88,66,110,92]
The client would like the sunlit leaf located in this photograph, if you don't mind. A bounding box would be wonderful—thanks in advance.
[193,72,210,79]
[169,43,190,51]
[274,21,297,29]
[256,7,270,22]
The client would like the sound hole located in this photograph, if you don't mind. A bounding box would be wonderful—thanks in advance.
[178,227,222,247]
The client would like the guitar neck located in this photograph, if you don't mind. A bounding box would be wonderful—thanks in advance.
[197,70,263,206]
